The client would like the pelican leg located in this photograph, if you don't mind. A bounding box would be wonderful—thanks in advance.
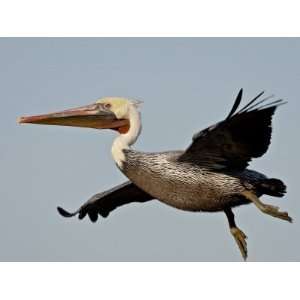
[242,191,292,223]
[224,207,248,260]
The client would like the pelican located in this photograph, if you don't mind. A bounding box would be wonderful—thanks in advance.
[19,89,291,260]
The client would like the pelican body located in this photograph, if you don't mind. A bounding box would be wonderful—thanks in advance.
[123,150,266,212]
[19,90,291,260]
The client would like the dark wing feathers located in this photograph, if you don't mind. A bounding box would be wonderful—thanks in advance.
[57,181,154,222]
[179,89,285,170]
[225,88,243,120]
[237,90,266,113]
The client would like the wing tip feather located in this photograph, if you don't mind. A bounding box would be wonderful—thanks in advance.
[226,88,243,120]
[57,206,78,218]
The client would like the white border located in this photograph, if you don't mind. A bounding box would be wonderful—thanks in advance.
[0,262,299,300]
[0,0,300,36]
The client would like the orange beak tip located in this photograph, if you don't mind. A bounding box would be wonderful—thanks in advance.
[17,117,24,124]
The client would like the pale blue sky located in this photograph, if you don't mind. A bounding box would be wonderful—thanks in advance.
[1,38,299,261]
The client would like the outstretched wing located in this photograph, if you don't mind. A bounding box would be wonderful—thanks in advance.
[178,89,286,170]
[57,181,154,223]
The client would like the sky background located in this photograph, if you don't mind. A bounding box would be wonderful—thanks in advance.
[1,38,299,261]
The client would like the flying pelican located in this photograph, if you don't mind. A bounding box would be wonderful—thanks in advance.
[19,89,291,260]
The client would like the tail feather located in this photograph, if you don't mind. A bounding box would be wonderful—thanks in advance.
[259,178,287,197]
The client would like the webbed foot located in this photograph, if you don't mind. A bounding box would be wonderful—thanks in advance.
[230,227,248,260]
[242,191,293,223]
[260,204,292,222]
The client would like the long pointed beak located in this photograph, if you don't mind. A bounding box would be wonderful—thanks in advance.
[18,103,129,130]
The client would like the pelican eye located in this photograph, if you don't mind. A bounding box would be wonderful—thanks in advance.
[103,103,111,109]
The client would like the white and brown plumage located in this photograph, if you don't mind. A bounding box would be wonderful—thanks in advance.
[19,89,292,260]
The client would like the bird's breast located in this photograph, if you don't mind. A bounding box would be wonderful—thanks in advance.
[122,150,246,212]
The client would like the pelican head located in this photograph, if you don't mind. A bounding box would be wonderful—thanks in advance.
[18,97,141,134]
